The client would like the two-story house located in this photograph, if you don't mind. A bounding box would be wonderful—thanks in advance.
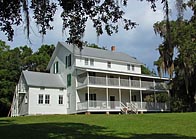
[10,42,170,116]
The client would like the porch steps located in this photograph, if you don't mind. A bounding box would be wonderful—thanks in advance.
[120,102,138,114]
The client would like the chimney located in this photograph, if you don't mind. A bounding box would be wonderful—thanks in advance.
[111,46,116,52]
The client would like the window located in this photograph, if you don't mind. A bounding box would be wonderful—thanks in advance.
[85,93,96,101]
[85,58,88,65]
[127,64,130,70]
[59,95,63,104]
[132,95,137,101]
[65,54,71,68]
[90,59,94,66]
[67,74,71,87]
[68,54,71,67]
[38,94,43,104]
[85,93,96,107]
[53,61,58,74]
[132,65,135,71]
[107,61,111,68]
[45,94,50,104]
[65,56,68,68]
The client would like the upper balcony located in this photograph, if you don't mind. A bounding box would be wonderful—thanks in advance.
[77,75,168,91]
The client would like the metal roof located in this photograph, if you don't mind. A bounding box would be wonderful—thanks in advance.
[59,42,143,65]
[22,71,66,88]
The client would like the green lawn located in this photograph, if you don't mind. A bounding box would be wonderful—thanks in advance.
[0,113,196,139]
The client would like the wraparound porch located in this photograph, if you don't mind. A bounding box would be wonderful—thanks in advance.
[76,87,170,113]
[77,101,170,113]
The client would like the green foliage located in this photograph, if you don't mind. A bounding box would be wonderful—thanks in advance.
[154,0,196,111]
[170,97,188,112]
[0,40,55,117]
[0,0,159,47]
[143,93,169,103]
[85,43,107,50]
[1,113,196,138]
[141,65,156,75]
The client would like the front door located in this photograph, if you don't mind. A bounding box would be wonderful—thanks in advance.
[110,96,115,109]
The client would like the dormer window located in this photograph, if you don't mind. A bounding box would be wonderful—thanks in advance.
[132,65,135,71]
[90,59,94,66]
[85,58,88,65]
[127,64,130,70]
[107,61,111,68]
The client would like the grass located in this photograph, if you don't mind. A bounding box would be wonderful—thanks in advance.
[0,113,196,139]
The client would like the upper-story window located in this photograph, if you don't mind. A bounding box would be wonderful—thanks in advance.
[67,74,71,87]
[127,64,130,70]
[68,54,71,67]
[65,56,68,68]
[65,54,71,68]
[107,61,111,68]
[90,59,94,66]
[132,65,135,71]
[85,58,88,65]
[53,61,58,74]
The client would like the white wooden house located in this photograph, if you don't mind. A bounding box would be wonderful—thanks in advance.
[11,42,170,116]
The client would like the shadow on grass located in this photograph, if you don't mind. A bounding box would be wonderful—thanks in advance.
[0,122,195,139]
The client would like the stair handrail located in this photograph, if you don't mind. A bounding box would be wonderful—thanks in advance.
[127,102,138,114]
[120,102,128,114]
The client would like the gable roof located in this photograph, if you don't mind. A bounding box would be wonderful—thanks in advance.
[59,42,143,65]
[22,71,66,88]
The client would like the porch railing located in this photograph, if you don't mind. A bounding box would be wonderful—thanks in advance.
[77,101,121,111]
[128,101,170,111]
[77,101,170,111]
[77,76,167,90]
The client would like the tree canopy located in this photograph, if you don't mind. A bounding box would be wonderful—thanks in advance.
[0,40,54,117]
[0,0,164,48]
[154,0,196,111]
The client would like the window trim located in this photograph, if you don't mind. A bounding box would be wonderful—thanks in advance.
[90,59,94,66]
[107,61,111,68]
[67,74,71,87]
[68,54,71,67]
[45,94,50,104]
[38,94,43,104]
[127,64,130,71]
[59,95,63,104]
[132,65,135,71]
[85,58,88,65]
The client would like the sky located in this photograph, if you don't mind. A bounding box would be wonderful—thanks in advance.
[0,1,180,72]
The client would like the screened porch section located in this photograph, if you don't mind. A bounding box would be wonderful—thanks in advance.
[77,72,168,90]
[77,88,170,112]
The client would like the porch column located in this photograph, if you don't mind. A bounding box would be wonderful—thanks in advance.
[87,87,89,109]
[153,79,157,109]
[118,76,120,87]
[129,89,132,103]
[119,89,121,106]
[140,90,143,109]
[139,77,142,109]
[87,72,89,109]
[106,88,109,108]
[106,74,108,108]
[106,74,108,86]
